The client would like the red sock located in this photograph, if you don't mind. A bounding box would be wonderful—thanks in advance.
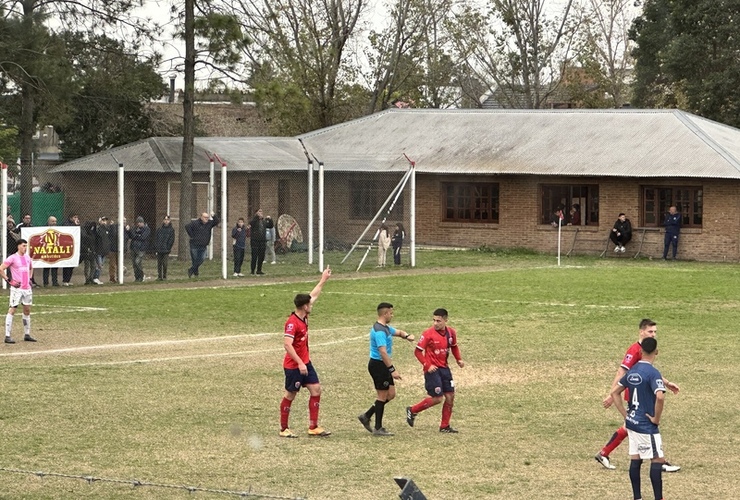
[440,402,453,428]
[411,397,439,414]
[308,395,320,429]
[280,397,293,431]
[600,426,628,457]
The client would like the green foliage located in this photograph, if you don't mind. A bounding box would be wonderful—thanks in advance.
[0,127,19,165]
[631,0,740,126]
[193,12,250,70]
[0,255,738,498]
[52,33,166,159]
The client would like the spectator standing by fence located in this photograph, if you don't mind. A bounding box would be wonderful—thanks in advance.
[93,217,110,285]
[62,214,79,286]
[155,215,175,280]
[42,216,60,287]
[249,209,266,276]
[81,221,97,285]
[231,218,247,277]
[392,223,405,266]
[128,216,150,282]
[185,212,219,278]
[265,215,276,265]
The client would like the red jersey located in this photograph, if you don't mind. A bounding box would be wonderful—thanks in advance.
[283,312,309,369]
[620,341,642,371]
[619,341,643,400]
[415,326,460,371]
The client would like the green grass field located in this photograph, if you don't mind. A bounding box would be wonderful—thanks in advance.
[1,251,739,499]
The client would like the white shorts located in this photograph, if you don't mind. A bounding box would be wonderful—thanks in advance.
[9,287,33,308]
[627,429,664,460]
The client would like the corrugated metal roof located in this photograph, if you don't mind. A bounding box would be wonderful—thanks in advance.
[50,137,307,173]
[51,109,740,179]
[298,109,740,178]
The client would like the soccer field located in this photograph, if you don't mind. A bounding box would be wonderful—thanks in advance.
[0,254,738,499]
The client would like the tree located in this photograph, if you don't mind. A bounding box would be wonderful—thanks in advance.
[52,34,166,159]
[173,1,248,259]
[232,0,368,135]
[631,0,740,127]
[447,0,580,109]
[569,0,637,108]
[364,0,458,113]
[0,0,156,218]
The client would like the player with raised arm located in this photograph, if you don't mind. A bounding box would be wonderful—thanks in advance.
[406,308,464,433]
[279,266,332,438]
[610,337,668,500]
[596,319,680,472]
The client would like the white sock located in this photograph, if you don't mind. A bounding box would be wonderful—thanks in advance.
[22,314,30,337]
[5,313,13,337]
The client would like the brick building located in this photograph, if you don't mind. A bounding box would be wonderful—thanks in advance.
[51,109,740,261]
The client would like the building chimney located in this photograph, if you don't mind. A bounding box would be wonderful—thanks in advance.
[169,74,176,103]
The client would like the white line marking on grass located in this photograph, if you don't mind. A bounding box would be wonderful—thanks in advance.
[0,326,362,359]
[66,334,368,367]
[33,306,108,314]
[324,292,639,309]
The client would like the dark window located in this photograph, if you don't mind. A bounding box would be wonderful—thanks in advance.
[642,186,702,227]
[278,179,290,216]
[442,183,499,223]
[540,184,599,225]
[247,180,260,217]
[349,177,404,219]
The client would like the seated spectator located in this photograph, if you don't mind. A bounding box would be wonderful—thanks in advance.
[610,213,633,253]
[569,203,581,226]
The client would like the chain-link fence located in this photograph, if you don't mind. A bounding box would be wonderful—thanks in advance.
[5,149,414,284]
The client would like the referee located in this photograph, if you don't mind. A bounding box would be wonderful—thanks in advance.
[358,302,414,436]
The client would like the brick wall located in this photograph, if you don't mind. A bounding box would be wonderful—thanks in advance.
[59,172,740,262]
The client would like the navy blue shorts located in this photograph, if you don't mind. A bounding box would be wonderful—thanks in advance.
[424,366,454,396]
[284,361,320,392]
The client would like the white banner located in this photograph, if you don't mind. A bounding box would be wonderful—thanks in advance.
[21,226,81,268]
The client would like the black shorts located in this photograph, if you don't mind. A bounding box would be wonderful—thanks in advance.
[424,366,454,396]
[368,359,394,390]
[284,361,320,392]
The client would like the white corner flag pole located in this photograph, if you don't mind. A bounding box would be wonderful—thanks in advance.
[557,223,562,266]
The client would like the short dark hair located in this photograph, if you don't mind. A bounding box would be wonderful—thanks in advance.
[377,302,393,313]
[639,318,656,330]
[17,238,27,245]
[618,213,626,217]
[641,337,657,354]
[433,308,448,318]
[294,293,312,308]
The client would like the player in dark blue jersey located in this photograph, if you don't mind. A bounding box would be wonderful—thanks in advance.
[610,337,667,500]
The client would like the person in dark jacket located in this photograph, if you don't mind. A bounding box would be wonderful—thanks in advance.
[609,213,633,253]
[248,209,267,275]
[662,205,681,260]
[92,216,110,285]
[127,216,151,282]
[391,223,405,266]
[81,221,97,285]
[231,217,248,276]
[108,219,121,283]
[185,212,219,278]
[155,215,175,280]
[62,214,79,286]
